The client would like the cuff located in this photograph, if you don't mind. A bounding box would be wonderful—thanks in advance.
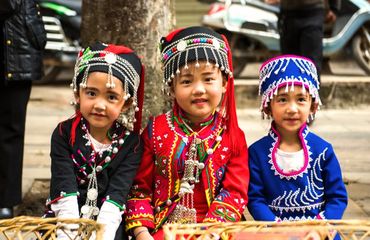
[51,195,80,219]
[46,191,79,206]
[204,201,241,222]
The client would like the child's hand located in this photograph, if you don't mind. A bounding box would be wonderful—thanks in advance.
[136,231,154,240]
[265,0,280,4]
[133,227,153,240]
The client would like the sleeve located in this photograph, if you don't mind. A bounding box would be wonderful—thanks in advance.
[247,145,278,221]
[0,0,20,18]
[104,133,144,209]
[51,195,80,240]
[24,0,47,50]
[49,124,79,204]
[125,125,156,231]
[96,201,122,240]
[317,145,348,220]
[204,133,250,223]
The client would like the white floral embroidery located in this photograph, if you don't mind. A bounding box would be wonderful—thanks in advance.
[269,147,329,213]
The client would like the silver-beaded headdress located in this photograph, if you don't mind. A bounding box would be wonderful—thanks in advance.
[259,55,321,112]
[160,26,233,85]
[70,42,144,132]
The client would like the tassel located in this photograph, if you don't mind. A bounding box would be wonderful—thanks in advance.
[285,81,289,92]
[290,79,295,92]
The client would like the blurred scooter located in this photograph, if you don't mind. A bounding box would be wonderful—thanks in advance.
[202,0,370,78]
[36,0,81,82]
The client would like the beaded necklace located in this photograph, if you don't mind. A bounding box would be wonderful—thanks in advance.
[73,118,130,219]
[167,111,224,224]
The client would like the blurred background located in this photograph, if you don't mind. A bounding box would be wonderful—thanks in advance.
[36,0,370,83]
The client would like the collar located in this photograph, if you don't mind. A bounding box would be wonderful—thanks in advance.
[268,121,312,180]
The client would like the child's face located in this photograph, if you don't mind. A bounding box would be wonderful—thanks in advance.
[172,61,226,123]
[75,72,130,137]
[268,85,316,136]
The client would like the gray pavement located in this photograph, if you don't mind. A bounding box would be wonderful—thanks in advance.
[22,72,370,219]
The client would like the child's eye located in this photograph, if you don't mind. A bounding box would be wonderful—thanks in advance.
[180,79,191,85]
[298,97,307,102]
[108,94,119,101]
[85,90,96,97]
[276,97,287,103]
[205,77,215,82]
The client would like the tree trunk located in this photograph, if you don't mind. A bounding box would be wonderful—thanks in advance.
[81,0,175,126]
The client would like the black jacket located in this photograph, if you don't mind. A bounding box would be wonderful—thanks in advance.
[281,0,341,14]
[49,118,144,209]
[1,0,46,82]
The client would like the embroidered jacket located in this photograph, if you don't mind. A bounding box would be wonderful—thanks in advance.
[248,122,348,221]
[48,117,143,211]
[125,111,249,232]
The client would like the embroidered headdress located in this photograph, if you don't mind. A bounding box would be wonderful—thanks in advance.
[259,55,321,113]
[160,26,242,154]
[160,26,233,85]
[70,42,145,133]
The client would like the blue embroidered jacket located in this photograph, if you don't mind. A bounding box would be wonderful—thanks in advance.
[247,123,348,221]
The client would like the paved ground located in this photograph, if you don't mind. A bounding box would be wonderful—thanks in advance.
[18,60,370,219]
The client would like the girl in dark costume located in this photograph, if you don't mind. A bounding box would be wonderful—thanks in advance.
[48,42,145,240]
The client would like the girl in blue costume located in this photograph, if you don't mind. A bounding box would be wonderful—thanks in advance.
[248,55,347,228]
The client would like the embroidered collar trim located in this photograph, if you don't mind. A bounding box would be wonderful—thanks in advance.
[268,122,312,180]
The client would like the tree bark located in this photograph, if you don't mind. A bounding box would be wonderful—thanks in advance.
[81,0,175,127]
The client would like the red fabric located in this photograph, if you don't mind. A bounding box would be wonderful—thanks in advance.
[125,112,249,232]
[152,229,164,240]
[165,28,185,42]
[133,64,145,133]
[192,179,208,222]
[103,44,133,55]
[69,111,82,146]
[220,34,245,156]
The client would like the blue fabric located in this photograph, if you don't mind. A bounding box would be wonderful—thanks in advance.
[247,124,348,222]
[259,55,319,95]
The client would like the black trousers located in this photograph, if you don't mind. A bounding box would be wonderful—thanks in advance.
[0,80,31,207]
[278,8,325,80]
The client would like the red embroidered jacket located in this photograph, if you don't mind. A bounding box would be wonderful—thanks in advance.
[125,111,249,232]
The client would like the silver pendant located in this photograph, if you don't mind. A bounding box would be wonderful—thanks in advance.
[198,162,205,169]
[81,205,90,215]
[87,188,98,201]
[92,207,100,216]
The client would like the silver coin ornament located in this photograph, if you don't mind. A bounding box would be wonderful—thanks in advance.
[213,38,220,49]
[177,40,187,52]
[104,53,117,64]
[87,188,98,201]
[92,207,100,216]
[198,162,205,169]
[81,205,90,215]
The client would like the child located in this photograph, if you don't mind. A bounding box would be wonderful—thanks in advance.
[125,26,249,239]
[248,55,348,224]
[47,42,145,240]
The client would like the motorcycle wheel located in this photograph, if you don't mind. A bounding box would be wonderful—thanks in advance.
[232,55,248,79]
[36,65,62,84]
[220,31,248,78]
[352,31,370,75]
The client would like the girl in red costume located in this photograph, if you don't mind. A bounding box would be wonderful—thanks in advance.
[125,26,250,239]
